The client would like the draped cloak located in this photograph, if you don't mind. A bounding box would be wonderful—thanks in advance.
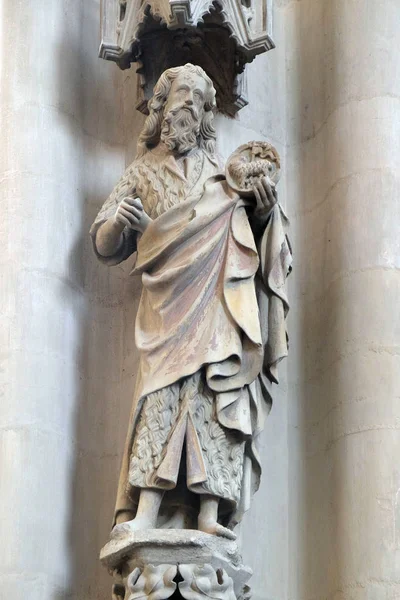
[90,148,292,528]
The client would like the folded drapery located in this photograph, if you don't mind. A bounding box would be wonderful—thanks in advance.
[91,173,291,527]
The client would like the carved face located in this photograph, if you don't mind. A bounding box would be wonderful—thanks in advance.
[163,72,208,120]
[160,72,209,155]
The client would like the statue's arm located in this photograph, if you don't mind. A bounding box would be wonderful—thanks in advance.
[90,164,151,266]
[94,218,126,258]
[94,197,152,257]
[91,217,137,267]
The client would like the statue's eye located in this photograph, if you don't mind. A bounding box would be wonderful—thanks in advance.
[194,90,204,102]
[176,86,188,96]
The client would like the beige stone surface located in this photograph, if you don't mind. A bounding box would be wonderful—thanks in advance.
[284,1,400,599]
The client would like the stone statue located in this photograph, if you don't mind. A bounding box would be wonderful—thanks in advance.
[90,64,291,548]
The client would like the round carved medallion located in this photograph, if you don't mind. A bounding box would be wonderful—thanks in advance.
[226,141,281,196]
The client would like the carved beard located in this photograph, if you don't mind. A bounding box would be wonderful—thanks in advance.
[160,106,201,154]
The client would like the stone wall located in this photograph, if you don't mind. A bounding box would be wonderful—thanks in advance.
[285,0,400,598]
[0,1,139,597]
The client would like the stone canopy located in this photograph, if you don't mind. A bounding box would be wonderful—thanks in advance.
[99,0,274,114]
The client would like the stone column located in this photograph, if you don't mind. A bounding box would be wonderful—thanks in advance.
[0,2,139,598]
[285,0,400,598]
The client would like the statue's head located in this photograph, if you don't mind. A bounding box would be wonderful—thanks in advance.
[137,64,217,157]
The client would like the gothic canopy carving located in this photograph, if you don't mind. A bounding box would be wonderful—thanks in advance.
[99,0,274,115]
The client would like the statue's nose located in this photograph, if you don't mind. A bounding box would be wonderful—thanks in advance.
[185,94,194,106]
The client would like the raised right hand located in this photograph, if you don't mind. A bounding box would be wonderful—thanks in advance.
[114,196,152,233]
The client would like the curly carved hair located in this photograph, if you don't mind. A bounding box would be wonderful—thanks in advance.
[136,64,217,158]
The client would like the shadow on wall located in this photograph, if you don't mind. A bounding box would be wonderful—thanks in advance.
[54,3,142,599]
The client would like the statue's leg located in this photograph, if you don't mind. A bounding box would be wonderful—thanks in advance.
[111,383,180,538]
[111,488,164,538]
[198,495,236,540]
[185,372,240,541]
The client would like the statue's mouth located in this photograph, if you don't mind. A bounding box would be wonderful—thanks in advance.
[168,105,198,120]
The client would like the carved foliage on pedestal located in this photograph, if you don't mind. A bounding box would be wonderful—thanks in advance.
[122,564,238,600]
[178,565,236,600]
[126,565,178,600]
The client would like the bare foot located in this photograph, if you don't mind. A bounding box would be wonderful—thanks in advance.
[110,517,153,539]
[198,518,237,540]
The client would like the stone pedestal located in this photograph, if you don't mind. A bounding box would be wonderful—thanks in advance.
[100,531,252,600]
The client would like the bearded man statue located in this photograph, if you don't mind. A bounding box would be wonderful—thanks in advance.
[90,63,292,542]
